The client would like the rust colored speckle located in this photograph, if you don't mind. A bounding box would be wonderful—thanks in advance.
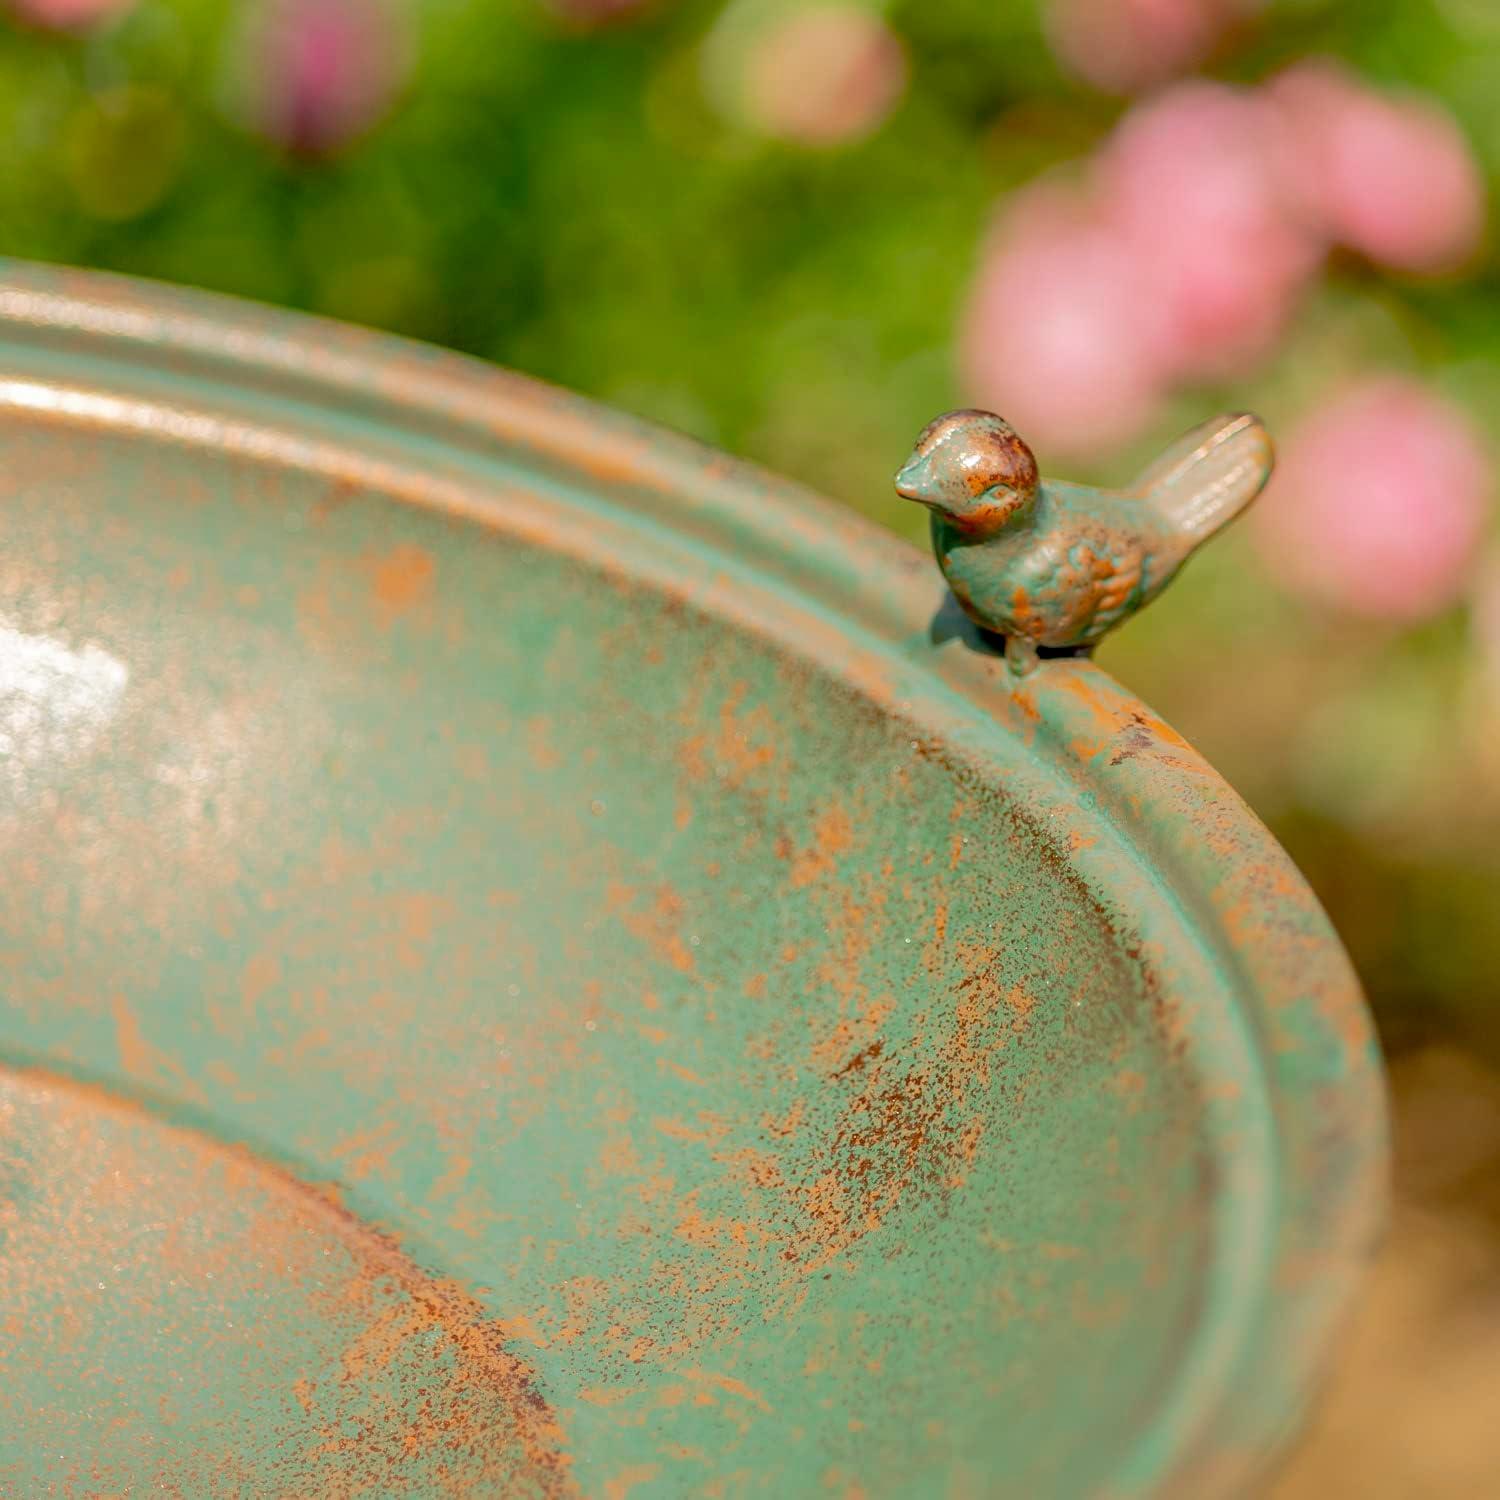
[610,881,697,974]
[602,1463,662,1500]
[785,803,856,889]
[369,541,435,616]
[239,952,281,1021]
[110,991,150,1076]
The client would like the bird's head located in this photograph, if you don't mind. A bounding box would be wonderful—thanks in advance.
[894,410,1039,537]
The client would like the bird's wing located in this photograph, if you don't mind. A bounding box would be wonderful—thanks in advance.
[1134,412,1274,548]
[1014,530,1145,644]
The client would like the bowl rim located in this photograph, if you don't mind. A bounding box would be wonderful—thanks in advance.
[0,257,1387,1496]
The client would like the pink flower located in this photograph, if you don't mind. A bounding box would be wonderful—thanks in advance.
[743,6,907,147]
[1253,379,1490,621]
[1098,81,1323,378]
[959,69,1486,460]
[1045,0,1256,95]
[1269,60,1484,274]
[5,0,133,29]
[228,0,410,157]
[960,179,1165,458]
[960,83,1324,450]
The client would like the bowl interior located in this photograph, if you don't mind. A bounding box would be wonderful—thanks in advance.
[0,268,1382,1500]
[0,415,1220,1493]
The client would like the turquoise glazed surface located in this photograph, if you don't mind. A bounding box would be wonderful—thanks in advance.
[0,262,1385,1498]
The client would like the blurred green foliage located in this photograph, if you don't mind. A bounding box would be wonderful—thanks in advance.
[0,0,1496,1043]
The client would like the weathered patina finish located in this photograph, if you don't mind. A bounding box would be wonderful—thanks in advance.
[0,261,1385,1497]
[895,408,1273,675]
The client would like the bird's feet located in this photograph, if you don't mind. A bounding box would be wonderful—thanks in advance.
[1004,635,1040,677]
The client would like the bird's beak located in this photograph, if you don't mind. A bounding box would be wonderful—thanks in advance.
[894,458,938,506]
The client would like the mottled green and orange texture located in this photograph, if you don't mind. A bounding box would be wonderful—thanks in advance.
[0,264,1384,1498]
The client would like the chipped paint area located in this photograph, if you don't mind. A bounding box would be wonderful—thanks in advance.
[0,263,1384,1500]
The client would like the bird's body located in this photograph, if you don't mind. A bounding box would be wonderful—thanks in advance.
[895,410,1273,673]
[931,480,1164,651]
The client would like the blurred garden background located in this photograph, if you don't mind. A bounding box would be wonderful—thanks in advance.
[2,0,1499,1487]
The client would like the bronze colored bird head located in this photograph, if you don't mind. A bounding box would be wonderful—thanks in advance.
[894,410,1040,537]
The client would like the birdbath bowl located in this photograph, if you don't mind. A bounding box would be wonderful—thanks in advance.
[0,264,1384,1498]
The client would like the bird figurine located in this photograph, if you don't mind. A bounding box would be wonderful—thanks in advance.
[893,409,1274,675]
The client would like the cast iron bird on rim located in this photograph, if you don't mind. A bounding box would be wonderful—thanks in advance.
[894,409,1274,675]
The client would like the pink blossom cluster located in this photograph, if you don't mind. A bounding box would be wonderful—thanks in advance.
[964,64,1485,460]
[1047,0,1261,96]
[1254,379,1489,622]
[224,0,412,157]
[962,61,1491,622]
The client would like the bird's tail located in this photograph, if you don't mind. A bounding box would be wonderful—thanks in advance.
[1135,412,1274,549]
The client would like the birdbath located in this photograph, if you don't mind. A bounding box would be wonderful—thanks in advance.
[0,263,1385,1498]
